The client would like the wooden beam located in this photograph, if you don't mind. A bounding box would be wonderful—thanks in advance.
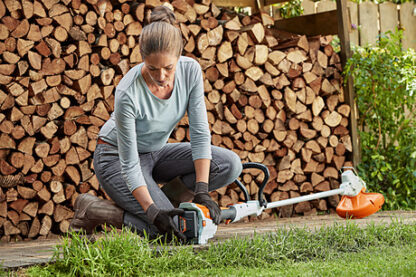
[212,0,291,10]
[264,0,290,5]
[336,0,360,166]
[213,0,291,7]
[212,0,256,8]
[273,10,338,36]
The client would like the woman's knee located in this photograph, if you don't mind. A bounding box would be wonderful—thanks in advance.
[217,148,242,185]
[229,151,243,182]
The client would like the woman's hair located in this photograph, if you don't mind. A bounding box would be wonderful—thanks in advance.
[139,6,183,59]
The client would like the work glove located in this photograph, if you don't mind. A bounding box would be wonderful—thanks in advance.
[193,182,221,225]
[146,203,187,242]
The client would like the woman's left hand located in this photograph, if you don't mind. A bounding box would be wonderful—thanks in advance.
[193,192,221,225]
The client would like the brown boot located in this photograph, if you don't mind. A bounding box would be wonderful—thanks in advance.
[69,194,124,234]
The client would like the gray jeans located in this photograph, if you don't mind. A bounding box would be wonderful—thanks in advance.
[93,142,242,237]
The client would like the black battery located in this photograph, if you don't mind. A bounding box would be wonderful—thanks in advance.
[177,210,198,242]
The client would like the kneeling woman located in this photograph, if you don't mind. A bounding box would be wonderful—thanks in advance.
[69,6,242,241]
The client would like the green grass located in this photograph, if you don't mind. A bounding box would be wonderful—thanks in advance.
[177,244,416,276]
[24,221,416,277]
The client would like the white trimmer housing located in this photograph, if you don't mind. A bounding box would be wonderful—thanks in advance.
[178,202,217,245]
[229,201,264,223]
[339,169,367,197]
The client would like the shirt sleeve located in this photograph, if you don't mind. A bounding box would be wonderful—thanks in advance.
[114,89,147,192]
[187,61,212,161]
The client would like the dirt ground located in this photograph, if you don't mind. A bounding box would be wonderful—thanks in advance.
[213,210,416,241]
[0,210,415,269]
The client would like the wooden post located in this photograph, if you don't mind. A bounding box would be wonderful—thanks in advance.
[379,2,399,34]
[359,2,379,46]
[400,2,416,50]
[347,1,359,46]
[336,0,360,166]
[302,0,316,15]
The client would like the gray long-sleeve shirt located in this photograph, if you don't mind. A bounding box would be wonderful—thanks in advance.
[98,56,211,192]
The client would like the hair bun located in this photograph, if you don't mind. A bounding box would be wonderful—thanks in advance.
[149,6,177,25]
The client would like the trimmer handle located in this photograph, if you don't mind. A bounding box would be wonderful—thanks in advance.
[219,207,237,222]
[233,162,270,207]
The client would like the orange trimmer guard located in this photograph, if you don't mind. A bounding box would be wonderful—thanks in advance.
[336,188,385,219]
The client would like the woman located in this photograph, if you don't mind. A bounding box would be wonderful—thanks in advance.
[69,6,242,241]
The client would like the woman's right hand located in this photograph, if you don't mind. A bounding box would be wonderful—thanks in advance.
[146,203,187,242]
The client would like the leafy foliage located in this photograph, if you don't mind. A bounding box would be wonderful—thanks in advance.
[344,29,416,209]
[278,0,304,18]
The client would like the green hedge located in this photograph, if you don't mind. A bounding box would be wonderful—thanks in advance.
[344,30,416,209]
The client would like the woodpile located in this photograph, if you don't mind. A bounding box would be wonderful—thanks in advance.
[0,0,352,242]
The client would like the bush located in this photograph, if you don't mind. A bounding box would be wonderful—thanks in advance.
[278,0,304,19]
[344,29,416,210]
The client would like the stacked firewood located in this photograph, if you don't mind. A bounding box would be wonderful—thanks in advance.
[0,0,352,242]
[170,5,352,219]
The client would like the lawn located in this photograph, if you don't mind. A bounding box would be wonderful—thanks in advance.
[6,220,415,277]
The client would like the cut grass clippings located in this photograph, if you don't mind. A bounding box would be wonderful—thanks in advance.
[25,220,416,277]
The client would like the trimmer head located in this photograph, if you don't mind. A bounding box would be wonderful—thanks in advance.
[336,188,385,219]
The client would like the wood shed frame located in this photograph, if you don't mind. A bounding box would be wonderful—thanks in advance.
[214,0,360,166]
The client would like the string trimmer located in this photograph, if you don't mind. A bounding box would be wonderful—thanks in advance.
[177,162,385,244]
